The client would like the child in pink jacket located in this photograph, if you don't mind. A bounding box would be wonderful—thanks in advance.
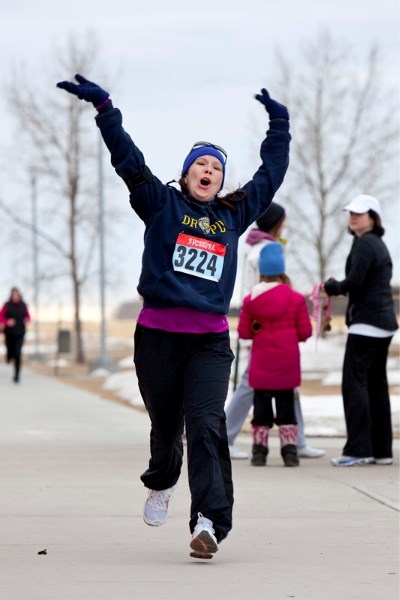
[237,242,312,467]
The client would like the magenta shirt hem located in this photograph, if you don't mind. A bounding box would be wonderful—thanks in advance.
[137,307,229,334]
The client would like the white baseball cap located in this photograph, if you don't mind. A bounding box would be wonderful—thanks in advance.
[343,194,381,217]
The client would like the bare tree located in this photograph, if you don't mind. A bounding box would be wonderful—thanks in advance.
[5,36,107,363]
[271,33,399,288]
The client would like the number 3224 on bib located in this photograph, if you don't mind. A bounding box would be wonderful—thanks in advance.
[172,233,226,282]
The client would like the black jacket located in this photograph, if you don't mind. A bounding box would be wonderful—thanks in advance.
[324,232,398,331]
[2,301,29,336]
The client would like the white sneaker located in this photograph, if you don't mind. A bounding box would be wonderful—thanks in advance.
[331,455,374,467]
[190,512,218,560]
[298,446,326,458]
[229,445,249,459]
[374,457,393,465]
[143,486,175,526]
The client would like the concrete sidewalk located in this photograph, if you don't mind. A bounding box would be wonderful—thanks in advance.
[0,364,399,600]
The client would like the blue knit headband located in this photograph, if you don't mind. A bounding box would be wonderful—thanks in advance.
[181,146,226,190]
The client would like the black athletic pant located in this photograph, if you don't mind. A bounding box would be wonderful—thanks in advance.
[5,334,24,379]
[134,325,234,543]
[342,334,393,459]
[252,389,296,427]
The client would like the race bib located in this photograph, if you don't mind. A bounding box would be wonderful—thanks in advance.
[172,233,226,282]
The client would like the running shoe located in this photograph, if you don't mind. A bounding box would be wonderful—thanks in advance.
[298,446,326,458]
[190,513,218,560]
[374,457,393,465]
[331,455,374,467]
[143,486,175,526]
[229,445,249,459]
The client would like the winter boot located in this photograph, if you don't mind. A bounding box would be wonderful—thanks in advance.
[279,424,299,467]
[251,425,269,466]
[281,444,299,467]
[251,444,269,466]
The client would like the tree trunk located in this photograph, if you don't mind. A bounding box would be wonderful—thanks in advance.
[73,273,85,364]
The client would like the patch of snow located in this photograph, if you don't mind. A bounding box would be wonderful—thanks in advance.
[90,368,112,378]
[46,358,70,368]
[97,332,400,437]
[118,356,135,369]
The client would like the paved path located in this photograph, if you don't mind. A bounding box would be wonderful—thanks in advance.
[0,364,398,600]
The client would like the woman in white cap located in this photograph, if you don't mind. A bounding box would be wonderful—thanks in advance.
[324,195,398,467]
[57,75,291,559]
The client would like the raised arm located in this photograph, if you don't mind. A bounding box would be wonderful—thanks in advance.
[56,74,152,191]
[237,89,291,231]
[254,88,290,192]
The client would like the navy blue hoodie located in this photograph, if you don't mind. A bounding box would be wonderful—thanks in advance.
[96,108,290,315]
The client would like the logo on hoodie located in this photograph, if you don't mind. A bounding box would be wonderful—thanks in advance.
[181,214,227,235]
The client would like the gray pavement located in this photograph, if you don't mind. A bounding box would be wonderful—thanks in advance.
[0,363,399,600]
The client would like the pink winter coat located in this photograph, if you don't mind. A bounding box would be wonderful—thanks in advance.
[238,282,312,390]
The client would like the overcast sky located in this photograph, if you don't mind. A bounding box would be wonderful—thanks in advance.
[1,0,399,316]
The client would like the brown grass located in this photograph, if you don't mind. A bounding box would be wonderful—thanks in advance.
[24,317,398,414]
[25,319,140,410]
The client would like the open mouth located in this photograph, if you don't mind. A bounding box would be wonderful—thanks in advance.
[200,177,211,187]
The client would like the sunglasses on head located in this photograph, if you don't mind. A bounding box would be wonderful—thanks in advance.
[190,141,228,162]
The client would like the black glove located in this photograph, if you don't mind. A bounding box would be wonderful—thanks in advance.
[57,74,111,110]
[324,278,339,296]
[255,88,289,120]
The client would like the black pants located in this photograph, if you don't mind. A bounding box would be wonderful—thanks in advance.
[134,325,234,543]
[342,334,393,458]
[5,334,24,379]
[252,389,296,427]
